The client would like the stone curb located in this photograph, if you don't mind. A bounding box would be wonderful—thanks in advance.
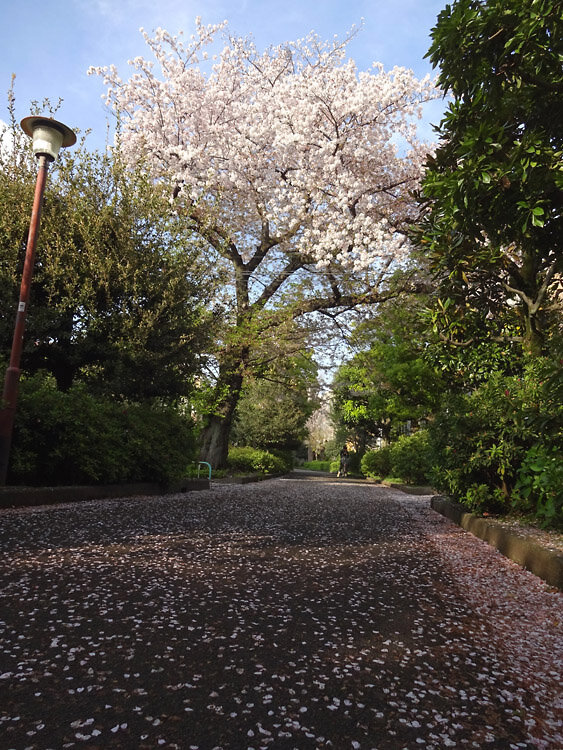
[213,472,287,485]
[382,482,436,496]
[0,479,210,509]
[430,496,563,590]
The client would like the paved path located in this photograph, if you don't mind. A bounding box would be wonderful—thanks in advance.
[0,477,561,749]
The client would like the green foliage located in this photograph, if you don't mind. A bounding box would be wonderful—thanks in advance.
[332,333,442,445]
[302,460,332,472]
[226,446,292,475]
[0,108,213,401]
[428,381,522,513]
[345,451,362,475]
[513,445,563,528]
[427,360,563,524]
[405,0,563,527]
[417,0,563,356]
[423,335,522,391]
[360,446,391,479]
[231,352,318,452]
[10,372,197,486]
[511,353,563,526]
[122,404,198,486]
[388,431,432,485]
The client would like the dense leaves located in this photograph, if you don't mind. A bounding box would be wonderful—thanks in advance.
[360,446,392,480]
[0,94,215,484]
[226,445,292,475]
[331,293,442,447]
[398,0,563,527]
[9,371,197,485]
[0,112,212,401]
[417,0,563,355]
[231,352,318,453]
[426,358,563,526]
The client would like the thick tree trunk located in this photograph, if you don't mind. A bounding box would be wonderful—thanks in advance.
[199,365,245,469]
[199,413,235,470]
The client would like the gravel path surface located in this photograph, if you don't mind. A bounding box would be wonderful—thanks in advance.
[0,477,561,749]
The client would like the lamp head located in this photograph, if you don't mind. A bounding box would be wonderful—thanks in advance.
[20,116,76,162]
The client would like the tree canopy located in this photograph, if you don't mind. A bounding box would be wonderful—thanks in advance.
[331,294,443,446]
[231,350,318,452]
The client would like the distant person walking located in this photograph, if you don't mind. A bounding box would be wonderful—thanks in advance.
[338,446,349,477]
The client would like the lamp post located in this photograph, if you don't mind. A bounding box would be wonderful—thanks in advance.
[0,117,76,485]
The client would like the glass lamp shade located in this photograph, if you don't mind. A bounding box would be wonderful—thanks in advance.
[20,116,76,161]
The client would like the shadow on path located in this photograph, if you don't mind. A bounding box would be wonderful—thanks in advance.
[0,479,558,749]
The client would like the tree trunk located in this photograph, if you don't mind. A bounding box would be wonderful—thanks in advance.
[199,413,235,470]
[517,247,547,357]
[199,364,245,469]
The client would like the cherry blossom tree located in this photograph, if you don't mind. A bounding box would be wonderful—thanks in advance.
[91,20,437,467]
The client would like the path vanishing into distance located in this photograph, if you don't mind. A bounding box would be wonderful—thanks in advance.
[0,475,561,749]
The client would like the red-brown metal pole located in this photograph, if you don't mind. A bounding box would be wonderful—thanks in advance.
[0,155,50,485]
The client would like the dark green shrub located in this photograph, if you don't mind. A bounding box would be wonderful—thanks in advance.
[9,371,196,485]
[427,378,524,514]
[121,403,197,484]
[346,450,362,475]
[427,359,563,525]
[513,445,563,529]
[389,430,432,485]
[361,447,391,478]
[271,449,294,472]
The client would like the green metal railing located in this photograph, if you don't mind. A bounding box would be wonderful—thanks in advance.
[197,461,212,480]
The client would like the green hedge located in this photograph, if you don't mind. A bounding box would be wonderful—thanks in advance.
[227,446,292,475]
[360,435,432,484]
[9,372,197,486]
[427,360,563,527]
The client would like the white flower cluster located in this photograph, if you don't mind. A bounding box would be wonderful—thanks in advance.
[89,21,439,271]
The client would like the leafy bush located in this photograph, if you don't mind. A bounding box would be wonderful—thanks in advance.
[427,359,563,525]
[345,450,362,475]
[427,376,526,513]
[361,446,391,478]
[226,446,291,475]
[123,403,197,484]
[9,371,197,486]
[389,430,432,485]
[513,445,563,529]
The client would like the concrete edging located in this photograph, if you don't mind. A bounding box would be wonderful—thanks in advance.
[430,496,563,590]
[213,473,287,485]
[0,479,210,509]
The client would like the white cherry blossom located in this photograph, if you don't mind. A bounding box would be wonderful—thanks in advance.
[89,20,438,271]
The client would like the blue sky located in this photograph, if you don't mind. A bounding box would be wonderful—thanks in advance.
[1,0,446,150]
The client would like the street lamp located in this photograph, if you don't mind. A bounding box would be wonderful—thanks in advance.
[0,116,76,485]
